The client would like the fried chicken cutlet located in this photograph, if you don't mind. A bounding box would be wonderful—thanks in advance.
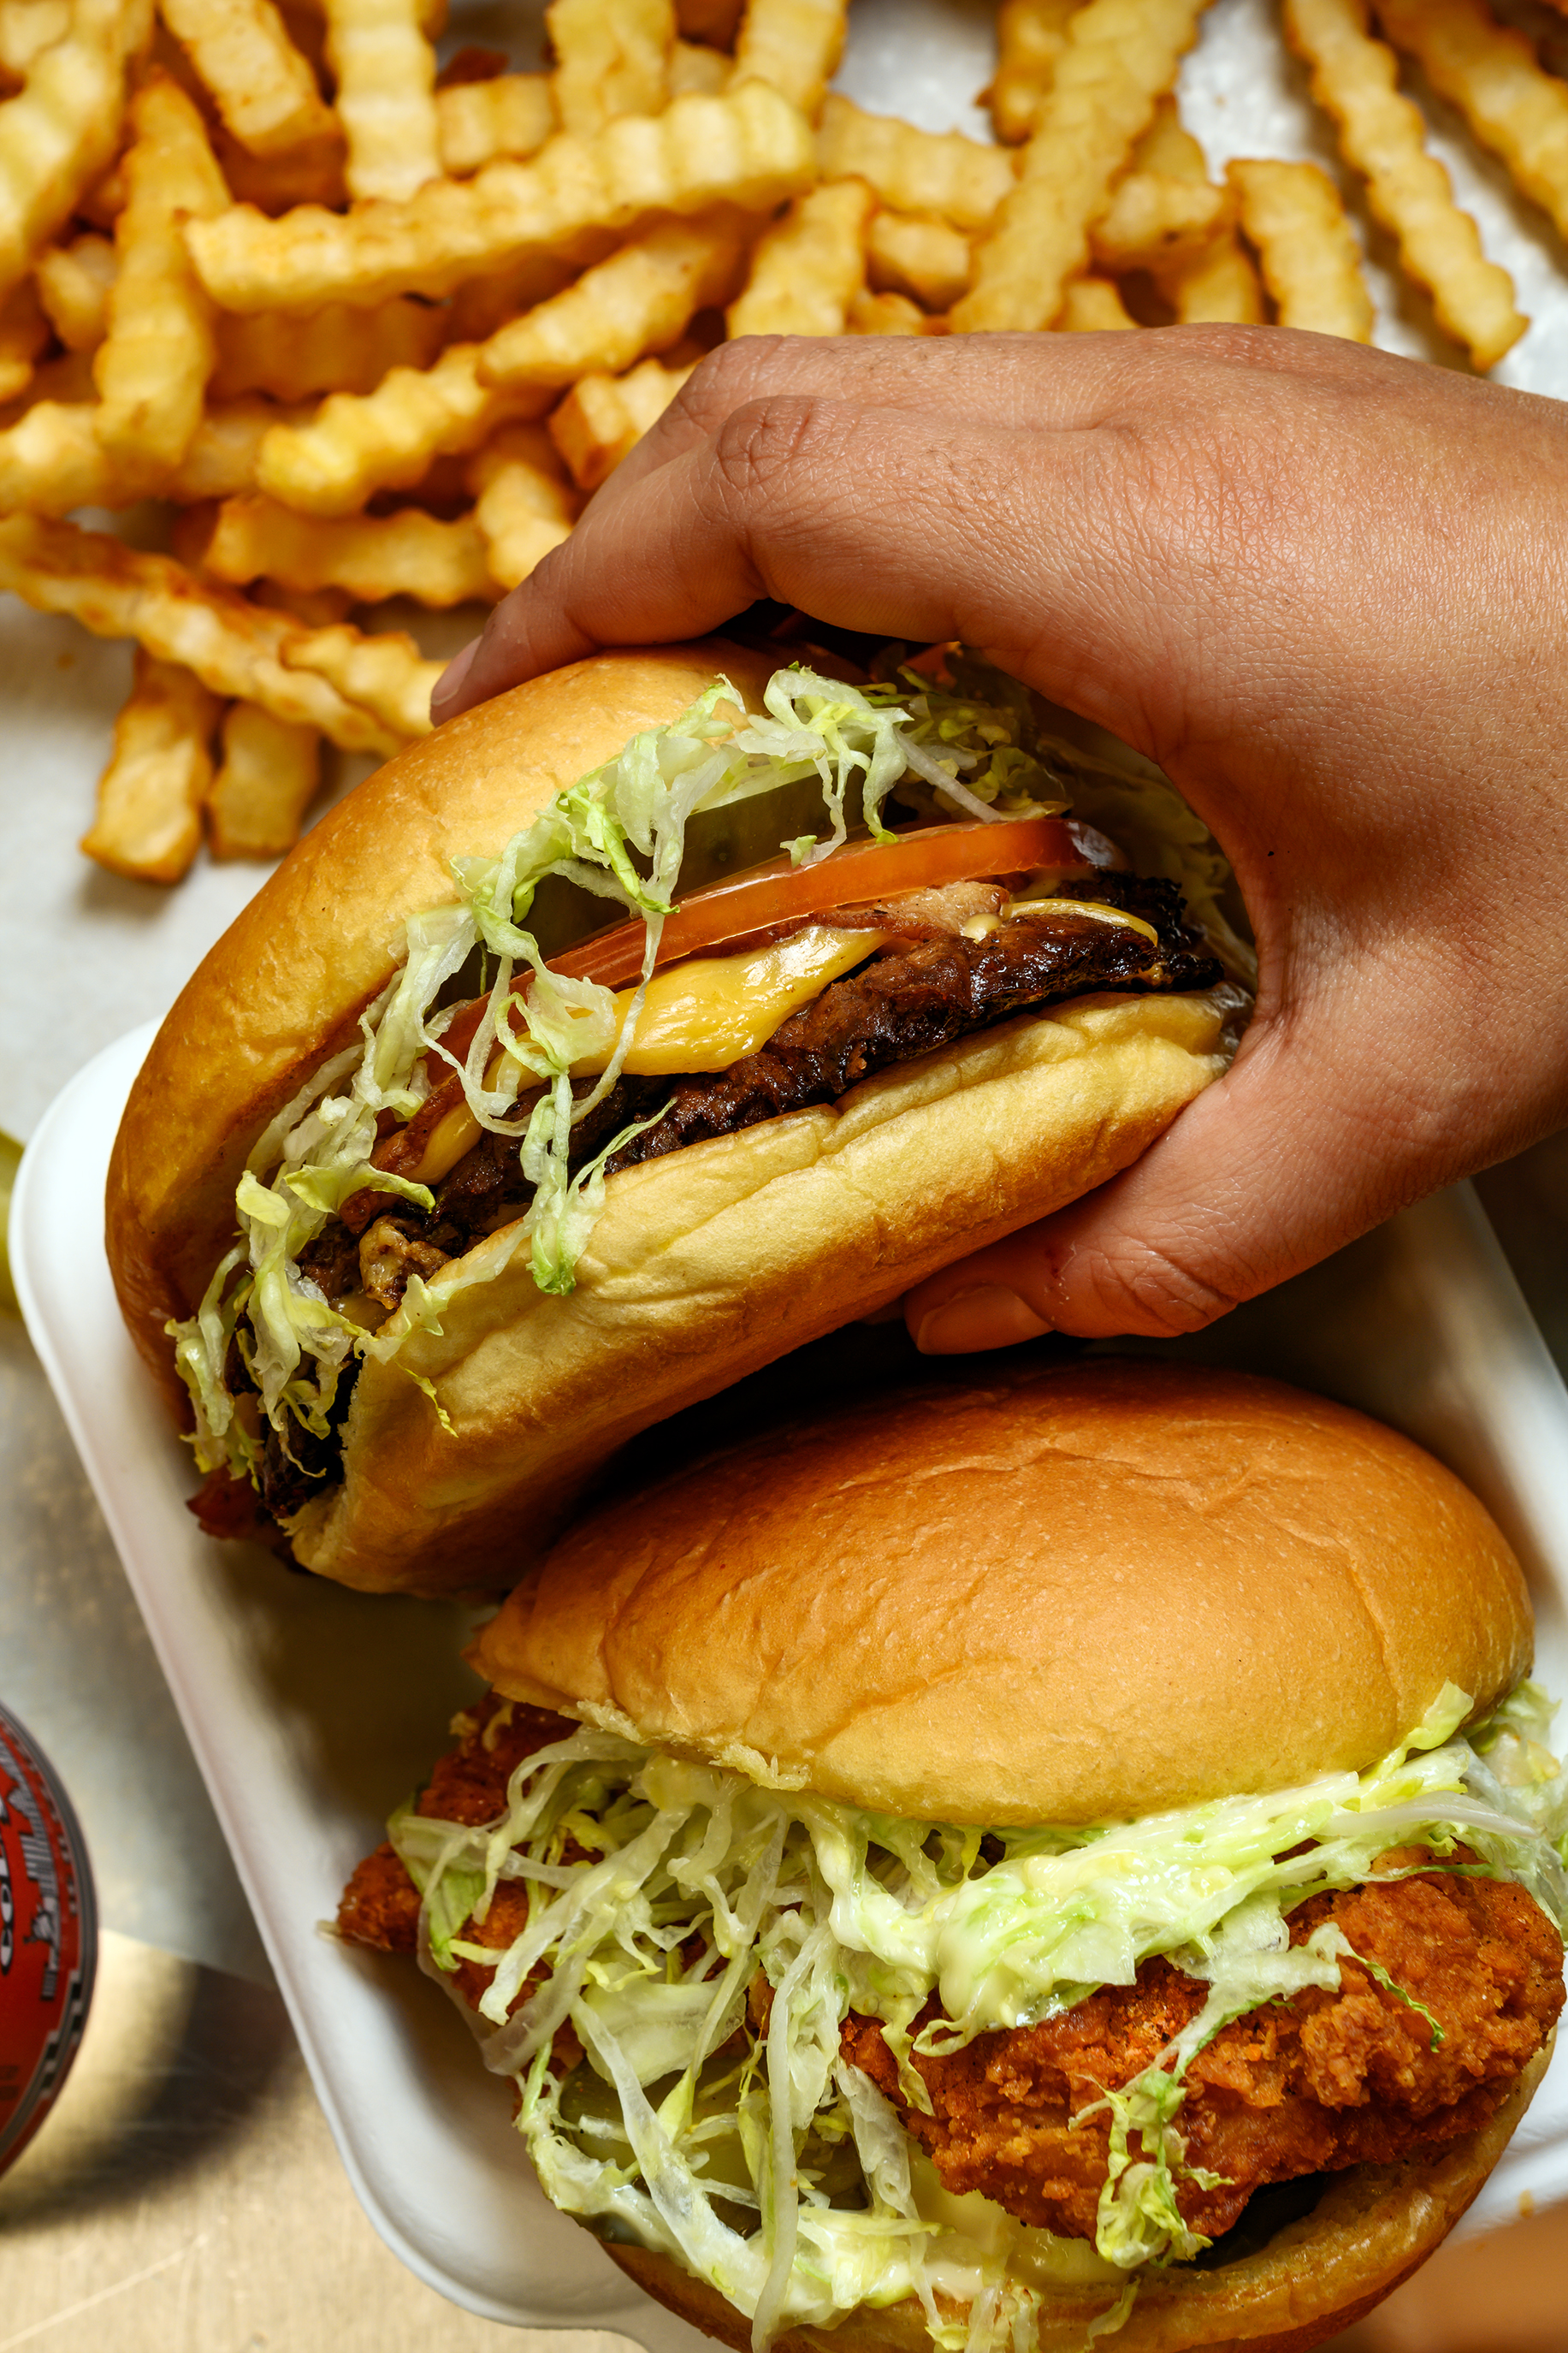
[840,1858,1564,2244]
[340,1700,1563,2252]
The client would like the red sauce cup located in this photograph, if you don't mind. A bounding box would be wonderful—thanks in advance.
[0,1703,97,2175]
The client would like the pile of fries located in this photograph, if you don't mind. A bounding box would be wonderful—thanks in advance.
[0,0,1560,883]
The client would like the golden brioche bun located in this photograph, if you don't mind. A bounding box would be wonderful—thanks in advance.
[595,2039,1551,2353]
[105,643,1234,1596]
[472,1357,1532,1823]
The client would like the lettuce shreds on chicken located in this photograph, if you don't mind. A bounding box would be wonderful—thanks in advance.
[339,1681,1566,2353]
[169,658,1246,1532]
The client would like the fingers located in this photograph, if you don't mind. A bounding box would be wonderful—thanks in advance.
[902,967,1484,1350]
[435,382,1191,734]
[432,329,1209,721]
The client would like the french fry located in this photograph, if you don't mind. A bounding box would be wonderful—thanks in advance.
[34,228,114,349]
[81,650,223,884]
[204,490,499,605]
[1132,97,1264,325]
[257,342,547,517]
[481,210,748,388]
[846,286,926,334]
[548,350,694,489]
[76,151,123,228]
[727,176,873,335]
[669,35,726,93]
[1286,0,1524,369]
[730,0,845,121]
[322,0,441,202]
[169,396,305,499]
[1228,156,1376,341]
[0,398,117,511]
[286,0,445,43]
[211,117,346,210]
[0,512,409,749]
[1376,0,1568,248]
[990,0,1076,144]
[281,619,443,742]
[955,0,1209,333]
[1061,275,1139,329]
[158,0,335,157]
[676,0,741,43]
[867,208,971,312]
[0,274,48,397]
[1090,169,1228,271]
[436,69,554,175]
[186,80,816,311]
[817,94,1015,234]
[252,578,354,624]
[0,0,152,304]
[212,293,446,400]
[547,0,673,137]
[93,72,229,487]
[206,699,322,860]
[467,424,580,589]
[0,0,71,78]
[443,252,579,344]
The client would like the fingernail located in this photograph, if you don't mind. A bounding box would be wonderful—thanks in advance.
[914,1285,1052,1355]
[431,636,478,718]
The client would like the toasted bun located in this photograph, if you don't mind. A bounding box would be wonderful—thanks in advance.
[473,1358,1532,1823]
[595,2039,1550,2353]
[106,643,1233,1596]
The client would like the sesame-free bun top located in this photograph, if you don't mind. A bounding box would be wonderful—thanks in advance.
[472,1358,1533,1824]
[106,640,776,1403]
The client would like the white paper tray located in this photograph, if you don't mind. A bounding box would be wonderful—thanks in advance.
[14,1023,1568,2330]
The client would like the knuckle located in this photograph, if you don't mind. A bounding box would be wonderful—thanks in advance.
[707,391,828,508]
[1063,1236,1244,1340]
[676,335,790,429]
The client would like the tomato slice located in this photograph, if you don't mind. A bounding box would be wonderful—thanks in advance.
[547,815,1108,992]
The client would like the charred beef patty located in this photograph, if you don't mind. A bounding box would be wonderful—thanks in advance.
[203,872,1217,1530]
[350,871,1216,1270]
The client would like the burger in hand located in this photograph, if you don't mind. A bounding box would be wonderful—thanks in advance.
[108,643,1244,1597]
[339,1360,1567,2353]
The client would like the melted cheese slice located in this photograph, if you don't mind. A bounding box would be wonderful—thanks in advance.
[570,924,893,1076]
[395,928,891,1188]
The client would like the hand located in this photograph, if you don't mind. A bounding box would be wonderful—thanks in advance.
[432,329,1568,1349]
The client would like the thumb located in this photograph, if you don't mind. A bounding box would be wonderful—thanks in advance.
[902,1000,1423,1350]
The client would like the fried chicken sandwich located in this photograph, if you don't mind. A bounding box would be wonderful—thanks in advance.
[105,639,1245,1596]
[339,1358,1567,2353]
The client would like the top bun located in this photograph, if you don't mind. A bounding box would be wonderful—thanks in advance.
[106,639,776,1407]
[472,1358,1532,1824]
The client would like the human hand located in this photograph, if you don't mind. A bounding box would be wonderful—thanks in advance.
[432,329,1568,1349]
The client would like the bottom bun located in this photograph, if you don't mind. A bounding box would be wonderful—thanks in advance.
[595,2039,1550,2353]
[289,987,1233,1595]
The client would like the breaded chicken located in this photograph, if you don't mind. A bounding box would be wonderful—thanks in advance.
[840,1853,1564,2243]
[338,1696,574,1956]
[340,1722,1562,2251]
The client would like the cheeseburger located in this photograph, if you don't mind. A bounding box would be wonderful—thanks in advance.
[340,1361,1565,2353]
[109,641,1247,1596]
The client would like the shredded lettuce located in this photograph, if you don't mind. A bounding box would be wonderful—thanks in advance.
[388,1683,1564,2350]
[167,657,1232,1486]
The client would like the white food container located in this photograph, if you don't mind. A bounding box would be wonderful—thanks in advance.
[13,1024,1568,2332]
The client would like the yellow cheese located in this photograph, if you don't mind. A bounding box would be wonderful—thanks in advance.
[1013,896,1160,947]
[571,925,892,1076]
[393,927,891,1187]
[403,1096,487,1188]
